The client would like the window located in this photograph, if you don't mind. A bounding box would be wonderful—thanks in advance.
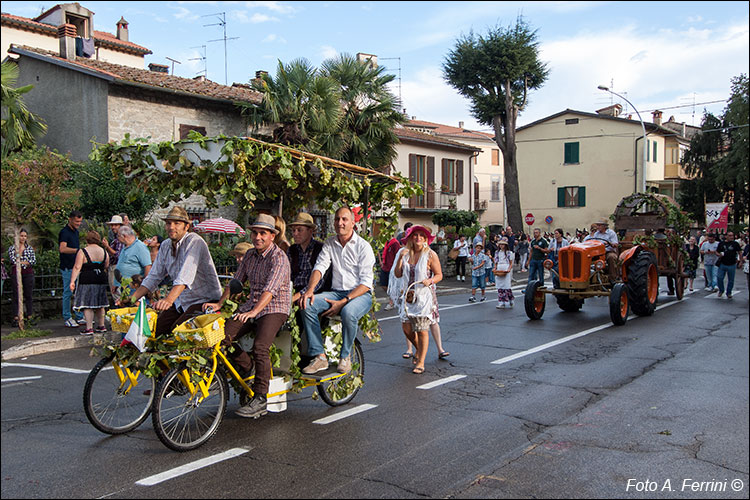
[491,149,500,166]
[557,186,586,207]
[564,142,580,164]
[409,154,435,208]
[491,176,501,201]
[646,140,650,163]
[652,140,658,162]
[179,124,206,140]
[565,118,579,125]
[443,159,456,193]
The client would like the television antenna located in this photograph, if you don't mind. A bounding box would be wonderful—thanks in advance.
[203,12,239,85]
[189,45,207,78]
[165,57,181,75]
[380,57,402,109]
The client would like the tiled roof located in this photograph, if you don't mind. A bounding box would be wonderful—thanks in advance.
[1,12,152,55]
[10,45,263,105]
[395,127,481,152]
[405,119,495,141]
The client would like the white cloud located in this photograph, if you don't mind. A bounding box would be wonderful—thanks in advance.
[244,1,296,14]
[171,6,200,21]
[320,45,338,60]
[262,34,286,43]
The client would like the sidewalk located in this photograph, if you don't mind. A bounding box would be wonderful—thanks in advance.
[1,269,530,361]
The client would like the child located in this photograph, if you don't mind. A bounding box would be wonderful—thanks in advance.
[484,248,495,286]
[469,243,490,302]
[494,238,515,308]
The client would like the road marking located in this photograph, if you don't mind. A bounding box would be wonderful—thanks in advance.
[135,448,251,486]
[704,290,742,299]
[1,375,42,383]
[491,295,691,366]
[0,362,89,374]
[416,374,467,390]
[312,403,378,425]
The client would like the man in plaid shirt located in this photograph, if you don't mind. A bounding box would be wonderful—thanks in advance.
[203,213,291,419]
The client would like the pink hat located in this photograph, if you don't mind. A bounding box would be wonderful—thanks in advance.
[404,225,435,245]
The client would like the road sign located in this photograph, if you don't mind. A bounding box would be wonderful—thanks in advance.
[545,215,553,224]
[525,213,535,226]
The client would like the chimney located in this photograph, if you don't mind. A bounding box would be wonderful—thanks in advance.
[193,75,206,82]
[148,63,169,73]
[356,53,377,69]
[682,123,686,137]
[116,17,129,42]
[458,121,464,129]
[652,110,662,126]
[255,70,268,79]
[58,23,77,60]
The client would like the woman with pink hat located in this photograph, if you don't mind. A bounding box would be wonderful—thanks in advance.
[392,225,443,374]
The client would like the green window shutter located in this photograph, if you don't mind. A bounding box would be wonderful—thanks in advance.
[558,187,565,207]
[564,142,579,163]
[653,141,657,162]
[578,186,586,207]
[646,140,650,162]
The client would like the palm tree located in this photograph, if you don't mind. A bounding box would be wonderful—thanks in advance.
[238,58,341,153]
[320,54,406,170]
[1,61,47,158]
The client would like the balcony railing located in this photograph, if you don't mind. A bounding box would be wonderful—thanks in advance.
[406,189,458,210]
[474,199,488,211]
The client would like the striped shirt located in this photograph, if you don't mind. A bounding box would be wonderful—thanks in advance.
[8,245,36,269]
[141,232,222,310]
[235,243,291,317]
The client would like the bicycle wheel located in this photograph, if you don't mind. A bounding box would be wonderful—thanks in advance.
[83,353,155,435]
[152,363,228,452]
[317,339,365,407]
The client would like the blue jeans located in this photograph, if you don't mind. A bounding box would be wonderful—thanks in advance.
[60,268,83,321]
[528,259,545,286]
[716,264,736,295]
[303,290,372,360]
[704,264,716,289]
[485,268,495,285]
[472,274,486,290]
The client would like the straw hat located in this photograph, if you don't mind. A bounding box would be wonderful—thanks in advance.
[404,225,435,244]
[248,213,279,233]
[497,237,509,246]
[595,219,609,226]
[162,206,190,224]
[230,242,253,257]
[288,212,316,228]
[106,215,124,225]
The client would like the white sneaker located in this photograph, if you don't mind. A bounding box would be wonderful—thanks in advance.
[496,303,505,309]
[64,318,78,328]
[703,287,712,291]
[77,318,87,325]
[461,276,465,281]
[384,302,395,311]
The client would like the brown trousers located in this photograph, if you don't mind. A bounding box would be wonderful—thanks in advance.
[606,251,619,283]
[154,303,205,337]
[222,313,288,396]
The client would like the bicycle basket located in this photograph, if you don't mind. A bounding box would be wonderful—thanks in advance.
[107,307,158,334]
[173,313,225,347]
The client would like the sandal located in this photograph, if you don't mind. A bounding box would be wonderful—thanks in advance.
[402,351,413,359]
[412,366,425,374]
[438,351,450,359]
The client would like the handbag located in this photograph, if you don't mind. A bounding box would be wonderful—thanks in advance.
[448,247,459,260]
[402,282,432,324]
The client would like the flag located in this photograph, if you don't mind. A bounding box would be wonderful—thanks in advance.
[124,298,152,352]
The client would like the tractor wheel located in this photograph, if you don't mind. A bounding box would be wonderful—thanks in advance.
[524,280,546,320]
[555,294,584,312]
[609,283,629,326]
[626,251,658,316]
[674,253,685,300]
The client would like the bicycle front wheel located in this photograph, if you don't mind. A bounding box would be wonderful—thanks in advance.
[317,339,365,406]
[83,354,155,435]
[152,364,228,452]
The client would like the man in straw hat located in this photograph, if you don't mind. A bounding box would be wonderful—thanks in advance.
[130,206,222,336]
[300,206,376,375]
[288,212,331,303]
[584,219,620,282]
[203,213,291,418]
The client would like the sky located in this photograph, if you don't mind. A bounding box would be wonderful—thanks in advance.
[4,1,749,133]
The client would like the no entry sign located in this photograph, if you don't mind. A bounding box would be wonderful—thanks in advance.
[525,213,535,226]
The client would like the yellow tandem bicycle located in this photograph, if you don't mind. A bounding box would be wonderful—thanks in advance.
[83,296,366,452]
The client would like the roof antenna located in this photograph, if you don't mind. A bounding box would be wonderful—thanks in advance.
[203,12,239,86]
[189,45,207,78]
[165,57,181,76]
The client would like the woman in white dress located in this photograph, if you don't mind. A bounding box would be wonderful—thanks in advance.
[493,237,514,308]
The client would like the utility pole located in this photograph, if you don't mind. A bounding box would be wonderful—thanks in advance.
[203,12,239,85]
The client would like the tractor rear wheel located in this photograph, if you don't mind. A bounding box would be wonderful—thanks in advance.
[626,251,658,316]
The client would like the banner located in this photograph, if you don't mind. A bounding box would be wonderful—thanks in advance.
[705,203,729,232]
[124,298,152,352]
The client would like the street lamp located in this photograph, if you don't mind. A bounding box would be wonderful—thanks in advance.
[597,85,648,193]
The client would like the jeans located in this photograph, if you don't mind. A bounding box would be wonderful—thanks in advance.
[303,290,372,360]
[716,263,736,295]
[485,268,495,285]
[528,259,545,286]
[60,268,82,321]
[704,264,716,289]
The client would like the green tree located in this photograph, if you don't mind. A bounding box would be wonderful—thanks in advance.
[678,112,724,222]
[1,147,79,329]
[67,160,160,222]
[238,59,341,152]
[432,209,478,233]
[1,61,47,157]
[717,73,749,223]
[319,53,406,169]
[443,17,549,231]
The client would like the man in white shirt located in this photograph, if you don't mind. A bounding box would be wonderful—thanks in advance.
[300,206,376,374]
[584,220,619,282]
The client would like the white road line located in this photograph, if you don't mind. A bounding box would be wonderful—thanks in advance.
[704,290,742,299]
[491,295,691,366]
[312,403,378,425]
[135,448,251,486]
[1,375,42,383]
[0,363,89,374]
[416,374,467,390]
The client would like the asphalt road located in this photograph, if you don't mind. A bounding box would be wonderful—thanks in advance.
[2,277,748,499]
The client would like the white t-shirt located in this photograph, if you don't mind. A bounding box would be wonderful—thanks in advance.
[454,239,469,257]
[700,240,719,266]
[494,250,514,289]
